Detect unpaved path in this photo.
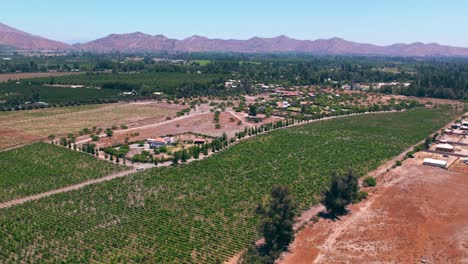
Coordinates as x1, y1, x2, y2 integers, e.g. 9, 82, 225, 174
0, 168, 138, 209
75, 110, 209, 145
228, 111, 254, 128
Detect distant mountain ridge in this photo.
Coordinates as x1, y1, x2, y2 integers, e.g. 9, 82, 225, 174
0, 23, 72, 51
1, 23, 468, 57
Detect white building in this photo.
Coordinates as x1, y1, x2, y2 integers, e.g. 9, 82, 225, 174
435, 143, 455, 152
423, 158, 447, 168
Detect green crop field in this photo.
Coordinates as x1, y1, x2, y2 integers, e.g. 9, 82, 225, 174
31, 72, 225, 91
0, 142, 127, 203
0, 108, 459, 263
0, 83, 122, 105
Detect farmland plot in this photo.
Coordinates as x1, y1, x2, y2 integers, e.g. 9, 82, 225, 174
0, 142, 127, 202
0, 102, 181, 138
0, 108, 460, 263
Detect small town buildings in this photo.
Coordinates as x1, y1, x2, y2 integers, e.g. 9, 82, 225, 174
276, 101, 290, 108
275, 90, 301, 97
423, 158, 447, 168
435, 143, 455, 152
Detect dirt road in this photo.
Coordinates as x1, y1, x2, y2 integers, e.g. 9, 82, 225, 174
0, 168, 139, 209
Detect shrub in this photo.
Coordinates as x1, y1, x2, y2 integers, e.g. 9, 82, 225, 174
395, 160, 402, 166
355, 191, 368, 202
362, 176, 376, 187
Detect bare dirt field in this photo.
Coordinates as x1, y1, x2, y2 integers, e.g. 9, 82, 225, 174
0, 102, 183, 149
87, 110, 283, 148
0, 72, 83, 82
0, 127, 41, 149
279, 163, 468, 264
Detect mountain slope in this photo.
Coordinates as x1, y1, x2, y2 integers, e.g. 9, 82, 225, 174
74, 32, 177, 52
0, 23, 72, 51
76, 33, 468, 57
1, 22, 467, 56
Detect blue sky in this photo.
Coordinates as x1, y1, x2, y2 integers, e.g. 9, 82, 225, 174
2, 0, 467, 46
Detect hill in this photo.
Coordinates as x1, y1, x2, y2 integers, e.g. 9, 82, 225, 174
0, 22, 72, 51
75, 33, 468, 57
1, 22, 468, 56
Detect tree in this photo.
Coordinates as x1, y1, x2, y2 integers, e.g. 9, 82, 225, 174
249, 105, 257, 116
424, 137, 431, 149
105, 128, 113, 138
321, 171, 358, 217
181, 149, 189, 162
241, 185, 297, 263
259, 185, 297, 255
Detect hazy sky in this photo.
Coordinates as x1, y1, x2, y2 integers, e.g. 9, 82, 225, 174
2, 0, 467, 46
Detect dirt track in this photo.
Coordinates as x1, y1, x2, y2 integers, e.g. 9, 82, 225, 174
0, 168, 138, 209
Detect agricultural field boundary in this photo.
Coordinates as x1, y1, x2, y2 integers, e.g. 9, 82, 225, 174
228, 110, 466, 264
1, 110, 405, 209
0, 168, 138, 209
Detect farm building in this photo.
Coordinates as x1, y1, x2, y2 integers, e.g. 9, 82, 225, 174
122, 90, 137, 96
276, 90, 301, 97
276, 101, 290, 109
147, 137, 175, 148
193, 138, 206, 144
247, 114, 266, 122
435, 143, 454, 152
423, 158, 447, 168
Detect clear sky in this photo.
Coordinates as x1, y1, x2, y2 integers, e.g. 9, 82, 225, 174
2, 0, 467, 47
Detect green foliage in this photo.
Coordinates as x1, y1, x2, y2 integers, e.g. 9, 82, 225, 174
0, 109, 459, 263
0, 142, 126, 202
356, 191, 368, 202
249, 185, 297, 262
362, 176, 377, 187
322, 171, 359, 216
105, 128, 113, 137
104, 145, 129, 158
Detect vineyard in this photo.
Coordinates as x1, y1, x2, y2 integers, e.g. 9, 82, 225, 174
0, 108, 459, 263
0, 142, 127, 202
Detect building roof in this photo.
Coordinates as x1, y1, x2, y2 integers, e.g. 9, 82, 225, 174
436, 143, 454, 150
148, 137, 166, 143
423, 158, 447, 166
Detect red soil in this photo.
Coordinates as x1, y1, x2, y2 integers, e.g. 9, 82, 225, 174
279, 163, 468, 264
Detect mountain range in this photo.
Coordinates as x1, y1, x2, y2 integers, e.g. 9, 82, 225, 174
1, 22, 468, 57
